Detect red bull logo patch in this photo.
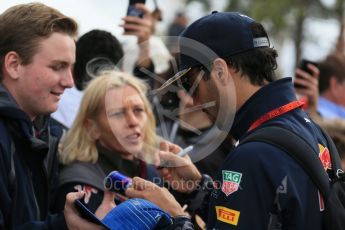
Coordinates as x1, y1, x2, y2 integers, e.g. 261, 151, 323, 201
318, 143, 332, 211
222, 170, 242, 196
318, 144, 332, 171
216, 206, 240, 226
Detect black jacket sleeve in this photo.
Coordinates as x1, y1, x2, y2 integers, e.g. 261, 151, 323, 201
0, 142, 68, 230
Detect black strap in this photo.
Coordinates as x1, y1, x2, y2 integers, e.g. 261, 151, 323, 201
240, 126, 331, 197
319, 127, 344, 179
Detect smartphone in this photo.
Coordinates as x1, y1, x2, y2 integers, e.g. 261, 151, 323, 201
299, 59, 318, 75
74, 199, 111, 229
127, 0, 146, 18
125, 0, 146, 33
294, 59, 318, 89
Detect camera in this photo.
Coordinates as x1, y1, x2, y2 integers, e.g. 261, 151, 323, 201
294, 59, 318, 89
299, 59, 318, 75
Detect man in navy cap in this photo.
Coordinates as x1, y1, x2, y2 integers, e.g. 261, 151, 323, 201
126, 12, 331, 229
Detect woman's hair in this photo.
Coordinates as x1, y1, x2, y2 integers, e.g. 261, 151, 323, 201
60, 71, 157, 165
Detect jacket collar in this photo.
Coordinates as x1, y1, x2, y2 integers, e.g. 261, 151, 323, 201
0, 83, 50, 141
231, 77, 297, 140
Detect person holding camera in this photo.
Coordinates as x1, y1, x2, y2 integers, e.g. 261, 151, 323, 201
293, 60, 320, 120
293, 53, 345, 122
121, 2, 172, 89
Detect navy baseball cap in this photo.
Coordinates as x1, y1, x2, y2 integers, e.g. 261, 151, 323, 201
158, 11, 270, 92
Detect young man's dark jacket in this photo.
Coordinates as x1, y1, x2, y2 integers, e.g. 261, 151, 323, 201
0, 84, 67, 229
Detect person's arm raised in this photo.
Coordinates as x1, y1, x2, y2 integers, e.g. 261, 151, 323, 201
294, 63, 320, 119
120, 3, 153, 69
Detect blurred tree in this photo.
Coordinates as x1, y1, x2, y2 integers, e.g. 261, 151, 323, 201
186, 0, 345, 67
335, 0, 345, 54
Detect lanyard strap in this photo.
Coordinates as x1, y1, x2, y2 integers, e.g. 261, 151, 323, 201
248, 100, 305, 132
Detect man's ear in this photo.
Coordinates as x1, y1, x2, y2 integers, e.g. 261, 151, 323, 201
4, 51, 22, 80
212, 58, 230, 85
85, 118, 101, 140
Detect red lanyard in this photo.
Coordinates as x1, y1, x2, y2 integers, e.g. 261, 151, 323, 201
248, 100, 305, 132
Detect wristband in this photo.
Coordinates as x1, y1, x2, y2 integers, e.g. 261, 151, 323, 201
169, 215, 194, 230
199, 174, 214, 191
187, 174, 214, 212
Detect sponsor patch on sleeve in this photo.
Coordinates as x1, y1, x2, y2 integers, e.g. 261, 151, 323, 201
216, 206, 240, 226
318, 143, 331, 211
318, 143, 331, 171
221, 170, 242, 196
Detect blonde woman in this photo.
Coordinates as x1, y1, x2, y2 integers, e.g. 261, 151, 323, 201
54, 71, 160, 212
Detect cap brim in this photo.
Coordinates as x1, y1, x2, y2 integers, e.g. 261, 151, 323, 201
157, 67, 192, 92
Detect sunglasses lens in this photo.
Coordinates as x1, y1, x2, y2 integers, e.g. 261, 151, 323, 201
180, 76, 192, 92
158, 65, 206, 96
158, 68, 191, 92
179, 66, 205, 95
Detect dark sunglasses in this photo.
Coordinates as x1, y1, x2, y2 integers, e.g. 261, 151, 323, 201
158, 66, 208, 96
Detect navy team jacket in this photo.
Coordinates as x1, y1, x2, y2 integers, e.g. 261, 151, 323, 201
207, 78, 327, 230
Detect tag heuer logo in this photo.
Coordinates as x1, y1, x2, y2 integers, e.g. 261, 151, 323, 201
222, 170, 242, 196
